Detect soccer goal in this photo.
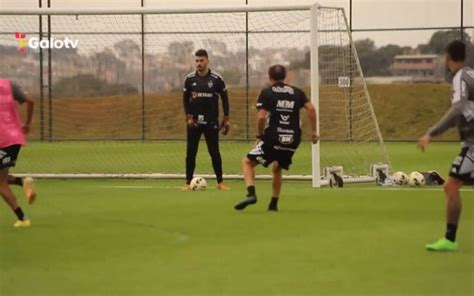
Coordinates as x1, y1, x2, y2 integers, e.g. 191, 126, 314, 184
0, 3, 390, 187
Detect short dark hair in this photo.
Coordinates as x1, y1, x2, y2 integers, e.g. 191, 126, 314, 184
268, 64, 286, 81
446, 40, 466, 62
195, 49, 208, 58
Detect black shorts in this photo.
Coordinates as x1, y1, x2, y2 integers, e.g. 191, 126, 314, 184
449, 146, 474, 185
0, 144, 21, 170
247, 140, 296, 170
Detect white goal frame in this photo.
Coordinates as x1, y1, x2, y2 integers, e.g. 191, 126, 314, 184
1, 3, 389, 187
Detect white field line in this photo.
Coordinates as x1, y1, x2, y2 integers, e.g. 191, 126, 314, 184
96, 185, 474, 192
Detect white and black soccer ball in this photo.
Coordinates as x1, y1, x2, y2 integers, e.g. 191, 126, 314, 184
408, 171, 425, 187
391, 171, 408, 185
190, 177, 207, 191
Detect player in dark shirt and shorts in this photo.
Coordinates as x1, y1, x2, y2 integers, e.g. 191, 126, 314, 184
182, 49, 231, 190
234, 65, 319, 211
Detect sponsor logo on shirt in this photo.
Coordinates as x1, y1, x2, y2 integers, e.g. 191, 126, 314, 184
192, 92, 213, 99
279, 134, 294, 145
272, 85, 294, 95
279, 114, 290, 125
277, 127, 294, 134
276, 100, 295, 112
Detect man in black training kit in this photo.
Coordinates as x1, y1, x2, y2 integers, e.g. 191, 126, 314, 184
234, 65, 318, 211
182, 49, 230, 190
418, 41, 474, 251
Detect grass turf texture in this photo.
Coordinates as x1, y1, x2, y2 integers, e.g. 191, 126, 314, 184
1, 180, 473, 295
1, 142, 473, 295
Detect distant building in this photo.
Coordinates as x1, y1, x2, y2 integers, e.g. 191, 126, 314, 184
391, 54, 445, 82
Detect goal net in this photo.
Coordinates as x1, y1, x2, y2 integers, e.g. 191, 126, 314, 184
0, 4, 390, 186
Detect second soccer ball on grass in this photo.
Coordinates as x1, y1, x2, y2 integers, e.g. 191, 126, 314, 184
408, 172, 425, 187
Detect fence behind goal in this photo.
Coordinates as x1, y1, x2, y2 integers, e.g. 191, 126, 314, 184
0, 4, 390, 183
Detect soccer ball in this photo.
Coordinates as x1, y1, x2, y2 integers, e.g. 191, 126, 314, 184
190, 177, 207, 191
391, 171, 408, 185
408, 171, 425, 186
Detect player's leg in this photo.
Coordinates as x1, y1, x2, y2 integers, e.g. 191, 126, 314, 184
204, 124, 228, 190
268, 151, 293, 211
444, 177, 463, 240
426, 146, 473, 251
184, 126, 203, 190
7, 174, 23, 186
234, 157, 259, 210
0, 168, 30, 227
7, 175, 36, 204
268, 163, 282, 211
234, 141, 272, 210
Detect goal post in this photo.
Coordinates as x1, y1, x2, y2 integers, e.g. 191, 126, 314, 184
0, 3, 390, 186
310, 3, 321, 188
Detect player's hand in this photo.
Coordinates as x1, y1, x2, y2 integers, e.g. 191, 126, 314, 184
417, 134, 431, 152
22, 123, 31, 135
220, 116, 230, 135
311, 133, 319, 144
186, 115, 197, 128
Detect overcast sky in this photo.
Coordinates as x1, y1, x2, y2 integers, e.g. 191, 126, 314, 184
1, 0, 472, 47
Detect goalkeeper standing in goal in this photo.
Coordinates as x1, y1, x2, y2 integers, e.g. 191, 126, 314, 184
234, 65, 318, 211
182, 49, 230, 190
418, 40, 474, 251
0, 78, 36, 227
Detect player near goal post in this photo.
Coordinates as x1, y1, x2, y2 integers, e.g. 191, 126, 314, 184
182, 49, 231, 190
0, 78, 37, 227
234, 65, 319, 211
418, 41, 474, 252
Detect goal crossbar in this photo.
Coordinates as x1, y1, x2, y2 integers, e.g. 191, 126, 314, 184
0, 4, 339, 16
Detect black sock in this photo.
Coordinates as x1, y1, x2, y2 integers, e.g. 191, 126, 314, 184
445, 223, 458, 242
270, 197, 278, 206
247, 185, 256, 197
268, 197, 279, 211
14, 207, 25, 221
12, 177, 23, 186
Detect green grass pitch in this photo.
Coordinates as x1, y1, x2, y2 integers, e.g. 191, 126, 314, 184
1, 142, 473, 295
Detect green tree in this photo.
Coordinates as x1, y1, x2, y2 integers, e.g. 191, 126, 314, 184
419, 30, 471, 54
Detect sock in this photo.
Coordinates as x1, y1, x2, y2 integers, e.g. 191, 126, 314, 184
270, 196, 278, 206
445, 223, 458, 242
12, 177, 23, 186
247, 185, 256, 197
14, 207, 25, 221
268, 197, 279, 210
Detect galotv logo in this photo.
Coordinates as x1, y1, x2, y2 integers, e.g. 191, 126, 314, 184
14, 32, 79, 53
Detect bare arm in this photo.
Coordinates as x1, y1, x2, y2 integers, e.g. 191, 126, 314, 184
22, 96, 34, 134
256, 109, 267, 137
304, 101, 319, 143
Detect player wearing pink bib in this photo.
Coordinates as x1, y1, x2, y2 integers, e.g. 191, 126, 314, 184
0, 78, 36, 228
